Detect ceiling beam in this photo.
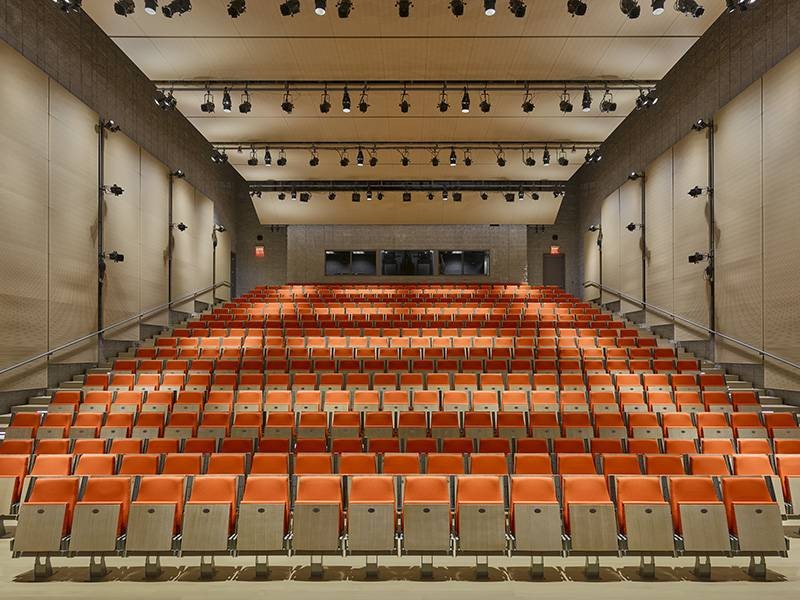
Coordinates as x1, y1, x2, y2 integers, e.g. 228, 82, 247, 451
249, 180, 569, 192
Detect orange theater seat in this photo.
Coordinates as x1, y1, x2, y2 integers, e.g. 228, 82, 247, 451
26, 476, 80, 534
188, 475, 239, 532
135, 476, 185, 532
79, 476, 132, 534
668, 476, 720, 534
615, 476, 667, 533
241, 475, 290, 533
720, 476, 776, 534
561, 475, 612, 533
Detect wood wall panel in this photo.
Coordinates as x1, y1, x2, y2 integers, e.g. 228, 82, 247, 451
214, 230, 232, 301
582, 229, 600, 301
47, 81, 98, 364
194, 192, 215, 305
102, 131, 141, 341
618, 179, 643, 313
0, 42, 49, 390
672, 131, 711, 341
644, 148, 674, 326
600, 190, 620, 305
714, 80, 764, 364
762, 49, 800, 390
170, 178, 197, 313
139, 151, 170, 326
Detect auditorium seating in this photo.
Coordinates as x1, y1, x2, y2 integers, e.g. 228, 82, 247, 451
2, 284, 791, 580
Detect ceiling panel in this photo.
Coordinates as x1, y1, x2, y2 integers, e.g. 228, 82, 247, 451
81, 0, 724, 225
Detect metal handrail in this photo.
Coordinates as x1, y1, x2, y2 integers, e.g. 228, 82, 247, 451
0, 281, 231, 377
583, 280, 800, 372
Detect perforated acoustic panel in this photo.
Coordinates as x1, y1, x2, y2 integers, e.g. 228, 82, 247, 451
102, 131, 141, 342
48, 81, 99, 365
763, 46, 800, 391
714, 79, 764, 365
644, 148, 674, 327
0, 42, 49, 390
600, 190, 620, 305
618, 179, 643, 314
139, 150, 170, 327
672, 131, 710, 342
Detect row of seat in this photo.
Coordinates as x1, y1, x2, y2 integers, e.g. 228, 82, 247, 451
6, 434, 800, 457
11, 408, 795, 441
10, 473, 787, 580
37, 389, 763, 415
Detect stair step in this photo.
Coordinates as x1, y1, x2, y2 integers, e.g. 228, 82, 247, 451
87, 367, 110, 375
60, 381, 84, 390
759, 395, 784, 405
28, 395, 52, 406
71, 375, 85, 383
724, 374, 741, 382
0, 414, 11, 426
727, 381, 755, 389
760, 404, 799, 413
11, 404, 47, 414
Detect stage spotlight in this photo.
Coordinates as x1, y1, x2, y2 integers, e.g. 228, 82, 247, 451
479, 88, 491, 113
626, 222, 641, 231
453, 192, 462, 202
214, 224, 226, 233
450, 0, 465, 16
427, 192, 434, 201
581, 86, 592, 112
525, 150, 536, 167
103, 184, 125, 196
162, 0, 191, 17
278, 193, 286, 200
504, 193, 515, 202
102, 119, 120, 132
675, 0, 704, 17
264, 148, 272, 166
172, 169, 185, 178
431, 154, 440, 167
200, 90, 215, 113
509, 0, 526, 17
399, 87, 411, 113
107, 251, 125, 263
531, 192, 540, 200
438, 85, 449, 112
688, 185, 706, 197
588, 224, 600, 232
400, 150, 410, 167
402, 192, 412, 202
358, 86, 369, 113
222, 88, 232, 112
173, 222, 188, 232
599, 89, 617, 112
559, 89, 573, 113
279, 0, 300, 16
300, 193, 310, 203
114, 0, 135, 16
651, 0, 665, 13
276, 149, 287, 166
463, 149, 473, 166
309, 148, 319, 167
450, 148, 457, 167
315, 0, 327, 14
248, 149, 258, 166
442, 189, 448, 200
620, 0, 640, 18
484, 0, 496, 15
628, 171, 643, 180
461, 87, 471, 113
397, 0, 411, 17
567, 0, 587, 16
239, 90, 252, 113
340, 151, 350, 167
291, 190, 297, 200
342, 86, 351, 113
521, 88, 535, 112
356, 148, 364, 167
542, 147, 550, 166
692, 118, 711, 131
496, 149, 506, 167
328, 192, 336, 200
480, 192, 488, 200
369, 151, 378, 167
227, 0, 246, 17
688, 251, 707, 264
557, 149, 569, 166
338, 0, 353, 18
144, 0, 159, 14
281, 87, 294, 113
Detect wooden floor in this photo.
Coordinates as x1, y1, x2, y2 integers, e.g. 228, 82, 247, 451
1, 533, 800, 600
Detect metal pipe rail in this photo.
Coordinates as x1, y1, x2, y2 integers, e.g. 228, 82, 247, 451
153, 79, 659, 93
0, 282, 230, 378
583, 281, 800, 372
211, 141, 602, 151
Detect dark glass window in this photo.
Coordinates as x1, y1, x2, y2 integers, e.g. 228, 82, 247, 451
325, 251, 376, 275
381, 250, 435, 276
438, 250, 489, 275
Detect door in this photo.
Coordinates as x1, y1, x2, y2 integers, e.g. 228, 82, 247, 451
542, 253, 566, 289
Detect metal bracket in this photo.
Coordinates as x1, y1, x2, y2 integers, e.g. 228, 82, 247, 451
693, 555, 712, 579
255, 555, 270, 578
529, 556, 545, 579
200, 555, 215, 580
639, 555, 656, 579
89, 555, 108, 580
584, 555, 600, 580
420, 556, 434, 579
144, 555, 162, 579
748, 555, 767, 580
33, 555, 53, 581
475, 555, 489, 579
310, 555, 324, 578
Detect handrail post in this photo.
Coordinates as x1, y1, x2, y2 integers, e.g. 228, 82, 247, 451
96, 119, 106, 360
640, 173, 646, 305
707, 120, 716, 360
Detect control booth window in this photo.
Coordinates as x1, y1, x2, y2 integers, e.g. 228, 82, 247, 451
381, 250, 435, 276
324, 250, 377, 275
439, 250, 489, 275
